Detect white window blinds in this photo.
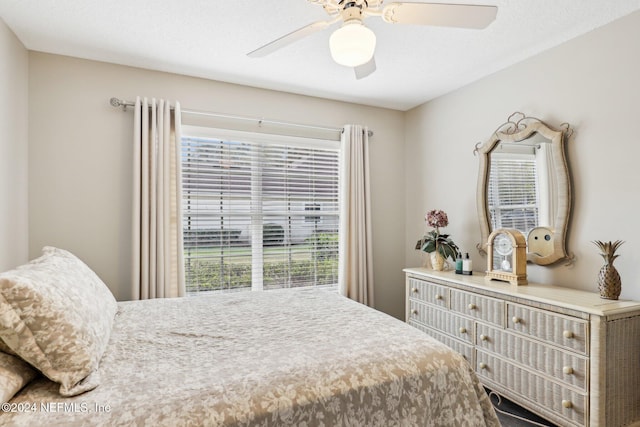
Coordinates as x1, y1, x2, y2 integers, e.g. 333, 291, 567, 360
181, 129, 339, 294
487, 152, 539, 234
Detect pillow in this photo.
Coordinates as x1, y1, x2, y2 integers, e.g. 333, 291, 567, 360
0, 247, 117, 396
0, 351, 37, 403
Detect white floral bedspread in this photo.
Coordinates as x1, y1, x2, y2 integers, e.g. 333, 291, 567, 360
2, 289, 499, 426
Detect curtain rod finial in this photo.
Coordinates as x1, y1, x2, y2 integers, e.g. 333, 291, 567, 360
110, 97, 128, 111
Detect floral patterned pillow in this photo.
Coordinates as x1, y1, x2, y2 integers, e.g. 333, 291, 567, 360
0, 247, 117, 396
0, 351, 37, 403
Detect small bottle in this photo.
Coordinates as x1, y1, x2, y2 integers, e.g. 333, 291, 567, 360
462, 253, 473, 275
455, 252, 463, 274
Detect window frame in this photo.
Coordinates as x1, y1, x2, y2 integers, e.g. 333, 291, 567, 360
181, 125, 340, 295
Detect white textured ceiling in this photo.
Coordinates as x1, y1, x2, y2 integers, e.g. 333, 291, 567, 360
1, 0, 639, 111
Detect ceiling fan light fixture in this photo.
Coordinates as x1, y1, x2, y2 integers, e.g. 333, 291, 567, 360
329, 21, 376, 67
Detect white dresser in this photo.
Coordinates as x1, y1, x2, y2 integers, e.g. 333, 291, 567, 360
404, 268, 640, 427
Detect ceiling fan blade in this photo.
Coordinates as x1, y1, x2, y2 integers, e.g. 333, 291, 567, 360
354, 57, 376, 80
247, 20, 335, 58
382, 2, 497, 29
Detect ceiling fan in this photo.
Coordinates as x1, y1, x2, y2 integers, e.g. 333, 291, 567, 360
248, 0, 497, 79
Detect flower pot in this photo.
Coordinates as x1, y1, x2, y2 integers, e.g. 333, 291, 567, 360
430, 252, 445, 271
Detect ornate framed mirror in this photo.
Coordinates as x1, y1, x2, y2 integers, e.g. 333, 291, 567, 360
475, 112, 573, 265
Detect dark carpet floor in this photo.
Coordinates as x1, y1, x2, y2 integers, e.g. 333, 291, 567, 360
486, 389, 558, 427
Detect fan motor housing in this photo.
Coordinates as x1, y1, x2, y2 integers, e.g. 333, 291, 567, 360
340, 3, 365, 21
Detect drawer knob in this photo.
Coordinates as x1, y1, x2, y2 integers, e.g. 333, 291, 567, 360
411, 309, 418, 315
459, 327, 467, 334
479, 362, 487, 370
562, 400, 573, 409
512, 316, 521, 324
468, 303, 477, 310
563, 330, 574, 339
480, 334, 489, 341
563, 366, 574, 375
435, 294, 443, 300
411, 287, 419, 294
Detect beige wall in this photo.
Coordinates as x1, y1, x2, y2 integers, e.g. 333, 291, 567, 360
28, 53, 406, 317
405, 11, 640, 300
0, 19, 28, 271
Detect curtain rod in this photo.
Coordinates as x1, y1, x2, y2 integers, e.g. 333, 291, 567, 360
109, 98, 374, 138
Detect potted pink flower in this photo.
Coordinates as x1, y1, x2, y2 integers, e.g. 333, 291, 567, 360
415, 210, 460, 270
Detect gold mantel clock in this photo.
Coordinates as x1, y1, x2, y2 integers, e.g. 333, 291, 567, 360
486, 228, 528, 286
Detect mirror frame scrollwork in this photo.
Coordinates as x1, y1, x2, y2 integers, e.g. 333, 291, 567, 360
475, 112, 574, 266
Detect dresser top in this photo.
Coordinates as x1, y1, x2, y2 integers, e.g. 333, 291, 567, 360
404, 267, 640, 317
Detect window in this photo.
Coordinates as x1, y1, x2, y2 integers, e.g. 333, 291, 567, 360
487, 152, 539, 234
181, 128, 340, 294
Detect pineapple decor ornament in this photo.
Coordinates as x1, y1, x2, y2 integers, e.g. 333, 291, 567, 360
592, 240, 624, 300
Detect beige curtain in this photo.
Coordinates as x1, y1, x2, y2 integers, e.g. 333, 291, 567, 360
338, 125, 374, 306
132, 97, 185, 299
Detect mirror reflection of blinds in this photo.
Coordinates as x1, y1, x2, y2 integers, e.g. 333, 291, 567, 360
181, 134, 339, 294
488, 153, 539, 234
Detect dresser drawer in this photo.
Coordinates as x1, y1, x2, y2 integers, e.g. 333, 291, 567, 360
476, 350, 586, 427
409, 321, 474, 363
507, 303, 588, 355
450, 289, 504, 326
476, 324, 587, 391
408, 300, 474, 344
407, 278, 449, 308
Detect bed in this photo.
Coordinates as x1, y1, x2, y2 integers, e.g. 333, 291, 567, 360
0, 247, 499, 426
